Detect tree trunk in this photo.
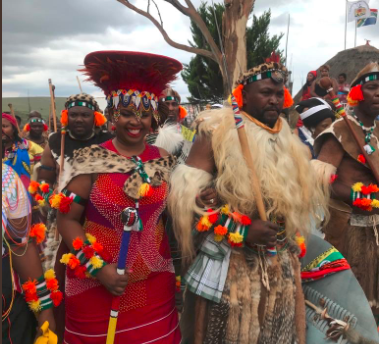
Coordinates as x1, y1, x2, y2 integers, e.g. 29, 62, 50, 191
222, 0, 255, 97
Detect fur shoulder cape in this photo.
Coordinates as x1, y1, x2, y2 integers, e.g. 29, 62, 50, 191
313, 115, 379, 171
60, 144, 176, 199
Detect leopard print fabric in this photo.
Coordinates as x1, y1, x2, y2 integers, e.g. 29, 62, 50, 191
60, 144, 176, 199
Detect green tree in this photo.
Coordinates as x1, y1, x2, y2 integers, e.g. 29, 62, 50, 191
182, 5, 284, 103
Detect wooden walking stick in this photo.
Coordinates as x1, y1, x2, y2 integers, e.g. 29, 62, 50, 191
48, 79, 57, 132
106, 207, 139, 344
7, 103, 20, 132
320, 77, 379, 184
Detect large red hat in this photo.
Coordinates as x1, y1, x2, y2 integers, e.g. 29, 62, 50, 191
80, 51, 182, 114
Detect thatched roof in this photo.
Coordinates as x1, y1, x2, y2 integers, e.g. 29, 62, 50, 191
293, 44, 379, 104
288, 44, 379, 128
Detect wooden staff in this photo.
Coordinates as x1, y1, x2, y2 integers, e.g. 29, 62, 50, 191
7, 103, 20, 132
48, 79, 57, 132
231, 97, 278, 263
76, 76, 83, 93
106, 207, 138, 344
320, 77, 379, 184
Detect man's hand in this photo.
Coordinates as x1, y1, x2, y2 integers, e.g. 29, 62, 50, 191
196, 188, 218, 208
246, 220, 278, 246
96, 264, 129, 296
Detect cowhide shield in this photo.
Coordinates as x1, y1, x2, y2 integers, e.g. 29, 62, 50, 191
301, 234, 379, 344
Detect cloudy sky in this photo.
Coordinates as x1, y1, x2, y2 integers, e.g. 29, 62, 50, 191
2, 0, 379, 104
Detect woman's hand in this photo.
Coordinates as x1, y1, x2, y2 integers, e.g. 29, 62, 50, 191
246, 220, 278, 247
96, 264, 129, 296
35, 308, 56, 339
196, 188, 218, 208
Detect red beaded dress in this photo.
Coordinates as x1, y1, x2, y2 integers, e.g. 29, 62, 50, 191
64, 140, 181, 344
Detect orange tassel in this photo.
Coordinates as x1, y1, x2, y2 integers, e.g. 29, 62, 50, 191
232, 84, 244, 108
72, 237, 84, 251
283, 86, 294, 109
347, 85, 364, 106
60, 110, 68, 127
28, 181, 40, 195
29, 223, 46, 244
94, 111, 107, 127
23, 123, 31, 132
178, 106, 188, 119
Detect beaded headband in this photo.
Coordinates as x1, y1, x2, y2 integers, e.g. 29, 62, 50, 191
106, 89, 158, 114
29, 118, 45, 124
353, 72, 379, 86
161, 96, 180, 103
67, 101, 96, 111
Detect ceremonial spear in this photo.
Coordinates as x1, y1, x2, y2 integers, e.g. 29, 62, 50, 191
106, 207, 139, 344
320, 77, 379, 184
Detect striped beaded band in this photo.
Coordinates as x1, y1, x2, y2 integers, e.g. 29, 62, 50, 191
356, 72, 379, 85
162, 96, 180, 103
106, 89, 158, 114
67, 101, 96, 110
244, 70, 285, 85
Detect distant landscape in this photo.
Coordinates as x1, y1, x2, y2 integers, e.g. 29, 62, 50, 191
2, 97, 67, 125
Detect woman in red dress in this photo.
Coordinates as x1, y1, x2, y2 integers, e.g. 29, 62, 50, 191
56, 51, 182, 343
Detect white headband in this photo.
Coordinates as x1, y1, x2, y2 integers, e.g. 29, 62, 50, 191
297, 98, 332, 120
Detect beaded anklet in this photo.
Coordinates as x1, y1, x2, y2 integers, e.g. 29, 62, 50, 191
351, 182, 379, 211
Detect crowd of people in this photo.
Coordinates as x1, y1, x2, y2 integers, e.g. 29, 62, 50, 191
2, 49, 379, 344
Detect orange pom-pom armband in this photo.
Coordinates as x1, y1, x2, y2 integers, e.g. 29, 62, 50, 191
232, 84, 244, 108
60, 110, 69, 127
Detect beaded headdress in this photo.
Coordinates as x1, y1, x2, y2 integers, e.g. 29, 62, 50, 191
23, 117, 48, 132
232, 52, 293, 109
80, 51, 182, 122
347, 62, 379, 106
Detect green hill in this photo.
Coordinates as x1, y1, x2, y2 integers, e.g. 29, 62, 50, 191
2, 97, 66, 125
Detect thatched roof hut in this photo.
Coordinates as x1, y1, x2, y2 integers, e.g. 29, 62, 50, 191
289, 44, 379, 127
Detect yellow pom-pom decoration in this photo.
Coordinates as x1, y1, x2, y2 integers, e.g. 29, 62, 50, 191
228, 232, 244, 244
85, 233, 96, 245
90, 256, 103, 269
44, 269, 56, 281
372, 199, 379, 208
139, 183, 153, 197
30, 300, 42, 312
220, 205, 230, 215
60, 253, 73, 265
196, 216, 212, 232
352, 182, 364, 192
37, 199, 46, 207
214, 234, 224, 242
49, 193, 63, 209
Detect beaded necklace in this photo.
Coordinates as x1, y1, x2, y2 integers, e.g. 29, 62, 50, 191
352, 113, 376, 155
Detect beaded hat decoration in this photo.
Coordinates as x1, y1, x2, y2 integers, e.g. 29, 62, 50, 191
160, 87, 188, 119
231, 52, 293, 109
80, 51, 182, 122
23, 117, 48, 132
60, 93, 106, 129
347, 62, 379, 106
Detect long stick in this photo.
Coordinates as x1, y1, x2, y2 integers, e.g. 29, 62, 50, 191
344, 0, 348, 50
48, 79, 57, 132
76, 76, 83, 93
106, 208, 137, 344
7, 104, 20, 133
320, 77, 379, 184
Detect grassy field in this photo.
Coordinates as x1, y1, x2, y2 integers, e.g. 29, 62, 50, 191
2, 97, 66, 125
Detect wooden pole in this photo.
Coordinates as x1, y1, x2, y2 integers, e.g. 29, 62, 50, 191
7, 103, 20, 132
76, 76, 83, 93
320, 77, 379, 184
231, 98, 278, 263
48, 79, 57, 132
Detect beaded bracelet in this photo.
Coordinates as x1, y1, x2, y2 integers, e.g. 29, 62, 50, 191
351, 182, 379, 211
22, 269, 63, 312
196, 205, 251, 247
60, 234, 109, 278
50, 188, 88, 214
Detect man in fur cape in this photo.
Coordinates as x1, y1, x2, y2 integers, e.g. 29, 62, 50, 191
313, 62, 379, 324
168, 55, 327, 343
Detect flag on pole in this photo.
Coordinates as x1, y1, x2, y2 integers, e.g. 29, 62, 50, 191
357, 9, 378, 27
348, 1, 371, 22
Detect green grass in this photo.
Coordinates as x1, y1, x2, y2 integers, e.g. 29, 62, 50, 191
2, 97, 66, 124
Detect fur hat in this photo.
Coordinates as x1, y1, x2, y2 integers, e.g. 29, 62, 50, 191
350, 62, 379, 87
